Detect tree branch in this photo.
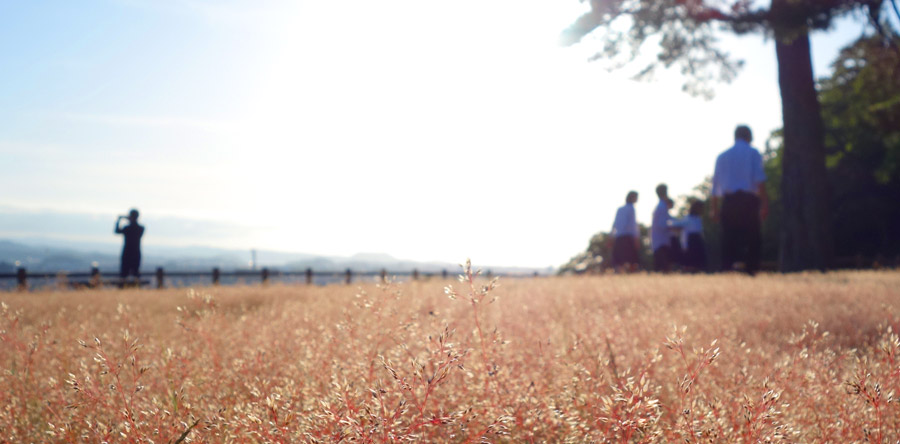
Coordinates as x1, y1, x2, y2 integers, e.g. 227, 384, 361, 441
560, 10, 607, 46
891, 0, 900, 26
864, 0, 900, 56
560, 0, 770, 46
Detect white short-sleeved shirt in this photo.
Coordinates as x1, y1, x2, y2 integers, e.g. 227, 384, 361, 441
651, 199, 671, 251
711, 140, 766, 197
611, 203, 638, 238
671, 215, 703, 249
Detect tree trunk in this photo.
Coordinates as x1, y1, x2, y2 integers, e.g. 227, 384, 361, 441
774, 28, 832, 271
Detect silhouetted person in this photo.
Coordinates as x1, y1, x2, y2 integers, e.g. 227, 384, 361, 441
115, 209, 144, 280
672, 200, 708, 272
711, 125, 768, 275
666, 198, 683, 269
610, 191, 641, 272
651, 184, 674, 272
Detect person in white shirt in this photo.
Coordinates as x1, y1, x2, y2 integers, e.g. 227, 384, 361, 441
651, 184, 674, 272
666, 198, 684, 268
711, 125, 769, 275
609, 191, 641, 272
671, 200, 708, 272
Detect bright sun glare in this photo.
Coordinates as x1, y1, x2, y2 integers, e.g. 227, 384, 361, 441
0, 0, 796, 267
215, 0, 630, 264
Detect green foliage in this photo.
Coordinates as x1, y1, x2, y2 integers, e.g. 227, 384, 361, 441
820, 35, 900, 257
761, 133, 783, 263
559, 224, 653, 273
759, 35, 900, 260
562, 3, 900, 268
820, 36, 900, 184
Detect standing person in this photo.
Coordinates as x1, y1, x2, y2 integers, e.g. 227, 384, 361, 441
672, 200, 708, 272
651, 184, 673, 272
711, 125, 769, 275
666, 198, 683, 269
115, 209, 145, 280
609, 191, 641, 272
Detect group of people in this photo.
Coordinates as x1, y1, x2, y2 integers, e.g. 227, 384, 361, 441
608, 125, 769, 275
113, 125, 767, 280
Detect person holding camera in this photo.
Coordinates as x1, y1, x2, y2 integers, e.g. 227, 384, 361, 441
115, 209, 145, 280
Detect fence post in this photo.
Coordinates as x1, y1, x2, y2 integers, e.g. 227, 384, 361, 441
156, 267, 165, 289
306, 268, 313, 285
212, 267, 220, 285
381, 268, 387, 283
16, 267, 26, 291
412, 269, 419, 281
345, 268, 352, 285
90, 267, 101, 288
261, 268, 269, 284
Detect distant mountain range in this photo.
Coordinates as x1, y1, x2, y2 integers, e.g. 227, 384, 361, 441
0, 239, 548, 276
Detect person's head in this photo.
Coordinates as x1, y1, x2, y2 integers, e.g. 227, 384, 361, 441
626, 191, 638, 204
689, 200, 704, 216
656, 183, 668, 199
735, 125, 753, 143
128, 209, 139, 222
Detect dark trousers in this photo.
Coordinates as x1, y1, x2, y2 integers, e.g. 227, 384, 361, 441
654, 245, 672, 272
721, 191, 761, 274
683, 233, 707, 271
121, 253, 141, 278
611, 235, 639, 268
669, 236, 683, 267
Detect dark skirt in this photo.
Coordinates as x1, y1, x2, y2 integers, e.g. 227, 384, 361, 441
653, 245, 672, 272
669, 236, 683, 266
683, 233, 707, 271
611, 235, 639, 267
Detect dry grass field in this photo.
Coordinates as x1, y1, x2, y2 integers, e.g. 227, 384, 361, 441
2, 266, 900, 443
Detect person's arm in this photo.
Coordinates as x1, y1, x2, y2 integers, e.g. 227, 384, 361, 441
608, 209, 620, 250
610, 209, 619, 237
758, 183, 769, 221
630, 208, 640, 251
115, 216, 126, 234
669, 217, 688, 229
652, 204, 663, 230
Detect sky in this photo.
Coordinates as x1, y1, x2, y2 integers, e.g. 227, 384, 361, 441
0, 0, 885, 268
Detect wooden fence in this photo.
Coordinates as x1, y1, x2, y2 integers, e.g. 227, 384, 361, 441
3, 255, 895, 291
0, 266, 525, 291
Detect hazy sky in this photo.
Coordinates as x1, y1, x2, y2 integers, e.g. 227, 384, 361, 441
0, 0, 881, 268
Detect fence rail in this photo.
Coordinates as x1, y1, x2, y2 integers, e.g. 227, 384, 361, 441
0, 266, 526, 291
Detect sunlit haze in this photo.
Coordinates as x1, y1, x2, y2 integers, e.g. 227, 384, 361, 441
0, 0, 865, 268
